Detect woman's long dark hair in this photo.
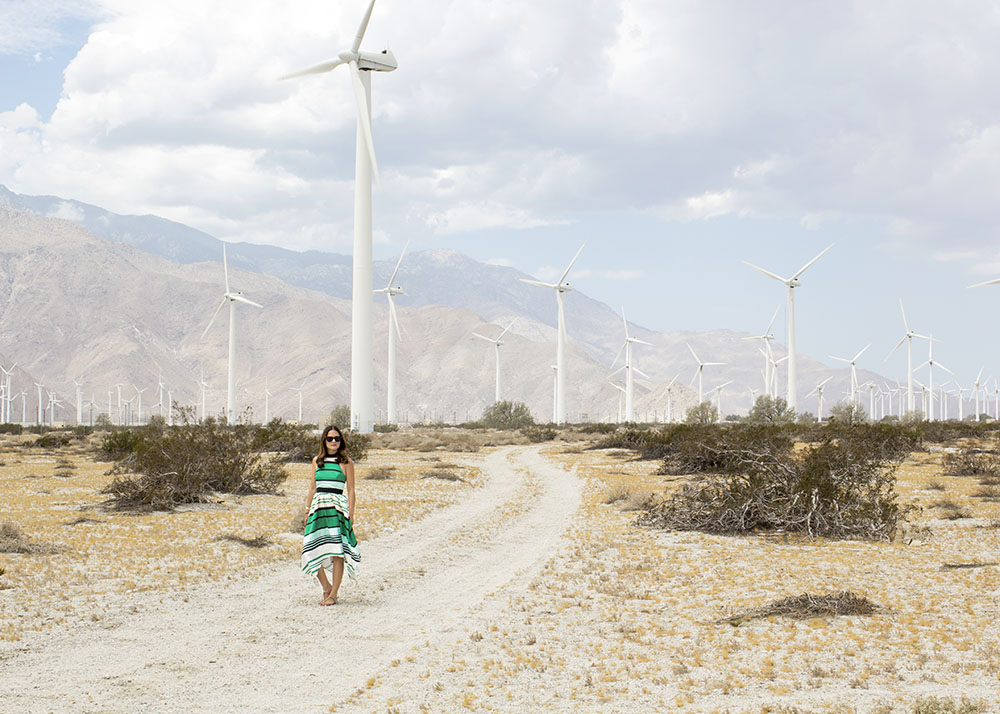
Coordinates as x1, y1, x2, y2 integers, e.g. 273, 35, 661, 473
317, 425, 349, 464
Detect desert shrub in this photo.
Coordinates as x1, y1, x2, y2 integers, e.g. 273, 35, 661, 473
719, 591, 879, 625
33, 432, 70, 449
0, 423, 23, 434
365, 466, 396, 480
480, 401, 534, 429
639, 424, 917, 540
657, 424, 796, 475
0, 520, 61, 554
521, 426, 556, 443
829, 400, 868, 425
744, 396, 796, 425
941, 442, 1000, 477
103, 409, 289, 511
911, 696, 988, 714
214, 534, 271, 548
374, 423, 399, 433
98, 429, 149, 461
685, 401, 718, 425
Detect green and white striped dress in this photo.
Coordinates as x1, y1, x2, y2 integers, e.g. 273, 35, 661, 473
301, 457, 360, 581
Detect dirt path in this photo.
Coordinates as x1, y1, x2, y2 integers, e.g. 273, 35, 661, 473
0, 445, 581, 713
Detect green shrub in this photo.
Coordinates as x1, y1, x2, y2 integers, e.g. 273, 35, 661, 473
0, 423, 23, 435
98, 429, 148, 461
374, 423, 399, 433
103, 408, 289, 511
685, 401, 718, 425
639, 424, 917, 540
744, 396, 796, 425
521, 426, 556, 443
32, 433, 70, 449
480, 401, 535, 429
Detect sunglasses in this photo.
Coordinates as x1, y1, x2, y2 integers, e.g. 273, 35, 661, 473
325, 435, 341, 443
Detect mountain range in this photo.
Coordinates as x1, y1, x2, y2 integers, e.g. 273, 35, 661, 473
0, 185, 885, 425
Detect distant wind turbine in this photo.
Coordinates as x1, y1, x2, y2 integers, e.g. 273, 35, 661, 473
829, 344, 870, 405
521, 244, 586, 425
472, 320, 516, 405
374, 242, 408, 424
291, 380, 307, 423
687, 343, 725, 404
711, 381, 734, 422
202, 245, 263, 423
885, 299, 930, 414
610, 307, 652, 422
916, 336, 951, 421
743, 243, 834, 411
807, 376, 833, 422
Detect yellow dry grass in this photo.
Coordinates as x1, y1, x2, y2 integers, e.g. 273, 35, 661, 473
338, 443, 1000, 714
0, 443, 480, 642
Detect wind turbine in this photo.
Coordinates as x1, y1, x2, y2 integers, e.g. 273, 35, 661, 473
916, 337, 951, 421
473, 320, 516, 405
264, 379, 272, 423
156, 373, 166, 419
282, 0, 397, 434
662, 375, 679, 423
291, 380, 307, 423
829, 343, 870, 405
34, 383, 43, 426
521, 244, 586, 425
374, 242, 408, 424
973, 367, 985, 422
610, 307, 652, 422
72, 379, 84, 425
743, 243, 834, 411
0, 363, 15, 423
199, 371, 210, 421
806, 376, 834, 422
885, 299, 930, 415
687, 343, 725, 404
743, 306, 780, 397
711, 381, 734, 421
133, 385, 148, 425
609, 381, 626, 423
202, 245, 263, 423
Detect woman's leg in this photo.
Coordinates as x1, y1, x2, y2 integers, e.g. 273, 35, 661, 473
328, 557, 345, 601
317, 565, 333, 604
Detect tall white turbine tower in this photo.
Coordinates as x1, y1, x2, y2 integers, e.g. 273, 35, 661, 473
712, 381, 734, 421
743, 243, 834, 411
521, 244, 586, 425
687, 343, 726, 404
291, 380, 307, 423
374, 243, 408, 424
73, 379, 83, 425
282, 0, 397, 434
742, 306, 780, 396
202, 245, 263, 424
884, 299, 930, 414
473, 320, 516, 404
829, 344, 870, 405
264, 379, 272, 423
610, 307, 652, 422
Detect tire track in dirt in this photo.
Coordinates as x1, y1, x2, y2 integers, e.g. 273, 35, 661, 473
0, 445, 581, 713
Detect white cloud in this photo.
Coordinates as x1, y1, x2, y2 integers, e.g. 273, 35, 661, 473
46, 201, 85, 222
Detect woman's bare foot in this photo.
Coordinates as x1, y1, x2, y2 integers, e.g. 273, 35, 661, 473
319, 593, 337, 606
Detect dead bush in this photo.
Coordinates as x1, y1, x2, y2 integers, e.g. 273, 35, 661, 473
941, 443, 1000, 477
0, 520, 61, 554
421, 470, 467, 483
103, 408, 288, 511
365, 466, 396, 480
719, 591, 880, 625
911, 696, 989, 714
214, 534, 271, 548
639, 425, 916, 540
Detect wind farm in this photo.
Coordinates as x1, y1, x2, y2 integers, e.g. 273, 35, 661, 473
5, 2, 1000, 711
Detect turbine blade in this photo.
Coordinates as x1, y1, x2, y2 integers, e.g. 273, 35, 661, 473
351, 0, 378, 54
497, 319, 516, 340
634, 367, 650, 379
279, 57, 347, 80
968, 278, 1000, 289
686, 343, 701, 364
558, 243, 586, 286
884, 335, 907, 361
766, 304, 780, 333
791, 242, 835, 279
231, 294, 263, 308
899, 298, 909, 333
520, 278, 557, 289
853, 343, 871, 361
349, 60, 380, 185
620, 306, 629, 339
471, 333, 496, 343
610, 341, 626, 371
829, 356, 850, 364
387, 240, 409, 287
704, 361, 727, 366
633, 338, 653, 346
201, 297, 227, 338
742, 261, 787, 284
937, 362, 954, 375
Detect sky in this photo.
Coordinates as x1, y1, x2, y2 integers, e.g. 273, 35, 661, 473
2, 0, 1000, 392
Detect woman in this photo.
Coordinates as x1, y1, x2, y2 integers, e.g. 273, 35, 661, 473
301, 425, 359, 605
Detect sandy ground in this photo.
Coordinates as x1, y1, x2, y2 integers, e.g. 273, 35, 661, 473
0, 445, 579, 713
3, 440, 1000, 713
